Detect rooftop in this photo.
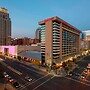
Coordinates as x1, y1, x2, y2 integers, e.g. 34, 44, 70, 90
39, 16, 81, 33
0, 7, 8, 14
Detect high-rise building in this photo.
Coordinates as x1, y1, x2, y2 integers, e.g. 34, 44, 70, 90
81, 30, 90, 40
0, 8, 11, 45
80, 30, 90, 50
39, 16, 81, 65
35, 27, 41, 42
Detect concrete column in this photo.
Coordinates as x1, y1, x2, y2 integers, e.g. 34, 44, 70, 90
45, 20, 53, 66
60, 23, 62, 59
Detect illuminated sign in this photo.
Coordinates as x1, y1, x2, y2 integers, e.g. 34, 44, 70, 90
44, 17, 54, 23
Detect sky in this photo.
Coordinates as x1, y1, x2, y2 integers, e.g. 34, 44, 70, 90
0, 0, 90, 38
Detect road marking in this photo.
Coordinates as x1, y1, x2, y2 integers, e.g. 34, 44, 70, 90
0, 61, 22, 75
20, 64, 44, 75
83, 79, 90, 83
32, 76, 55, 90
64, 77, 90, 87
7, 66, 22, 75
18, 74, 50, 90
16, 60, 46, 72
0, 61, 27, 83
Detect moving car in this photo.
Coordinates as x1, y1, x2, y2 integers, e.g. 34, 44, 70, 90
25, 76, 32, 82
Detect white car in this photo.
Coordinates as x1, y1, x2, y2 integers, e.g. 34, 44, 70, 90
3, 72, 9, 78
25, 77, 32, 82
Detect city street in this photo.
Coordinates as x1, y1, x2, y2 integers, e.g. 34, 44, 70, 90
0, 1, 90, 90
0, 55, 90, 90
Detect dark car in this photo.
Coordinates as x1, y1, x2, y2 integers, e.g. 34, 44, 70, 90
8, 76, 14, 83
80, 73, 86, 79
13, 82, 20, 88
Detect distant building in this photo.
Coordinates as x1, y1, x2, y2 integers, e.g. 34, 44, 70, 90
39, 16, 81, 65
11, 38, 40, 45
80, 30, 90, 50
11, 37, 30, 45
86, 35, 90, 41
29, 38, 40, 44
0, 45, 41, 56
81, 30, 90, 40
0, 8, 11, 45
35, 27, 41, 42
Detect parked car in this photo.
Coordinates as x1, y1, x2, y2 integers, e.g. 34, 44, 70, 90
87, 64, 90, 71
8, 76, 14, 83
83, 69, 88, 75
80, 73, 86, 79
3, 72, 9, 78
67, 72, 73, 76
25, 76, 32, 82
13, 81, 20, 88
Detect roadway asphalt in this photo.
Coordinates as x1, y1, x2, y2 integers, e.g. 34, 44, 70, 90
0, 55, 90, 90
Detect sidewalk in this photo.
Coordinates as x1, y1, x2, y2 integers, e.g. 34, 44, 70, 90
0, 83, 16, 90
21, 61, 47, 72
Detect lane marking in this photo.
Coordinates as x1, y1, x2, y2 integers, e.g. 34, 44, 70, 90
18, 74, 50, 90
20, 64, 44, 75
0, 61, 22, 75
0, 61, 27, 84
83, 79, 90, 83
15, 60, 46, 72
32, 76, 55, 90
71, 75, 90, 84
64, 77, 90, 87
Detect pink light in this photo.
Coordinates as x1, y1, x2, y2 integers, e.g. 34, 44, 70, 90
2, 46, 16, 55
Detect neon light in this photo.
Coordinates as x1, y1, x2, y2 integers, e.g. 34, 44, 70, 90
2, 46, 16, 55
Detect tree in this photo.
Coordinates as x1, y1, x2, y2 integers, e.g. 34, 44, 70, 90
62, 62, 67, 67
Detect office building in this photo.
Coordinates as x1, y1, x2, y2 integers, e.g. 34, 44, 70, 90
81, 30, 90, 40
35, 27, 41, 42
39, 16, 81, 65
80, 30, 90, 50
0, 8, 11, 45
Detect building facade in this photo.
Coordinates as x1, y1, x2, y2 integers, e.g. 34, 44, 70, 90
39, 16, 81, 65
81, 30, 90, 40
80, 30, 90, 50
0, 8, 11, 45
11, 38, 40, 45
35, 27, 41, 42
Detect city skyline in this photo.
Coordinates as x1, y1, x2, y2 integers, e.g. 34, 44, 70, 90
0, 0, 90, 38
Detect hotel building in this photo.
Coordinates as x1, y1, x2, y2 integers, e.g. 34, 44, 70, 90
0, 8, 11, 45
39, 16, 81, 65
